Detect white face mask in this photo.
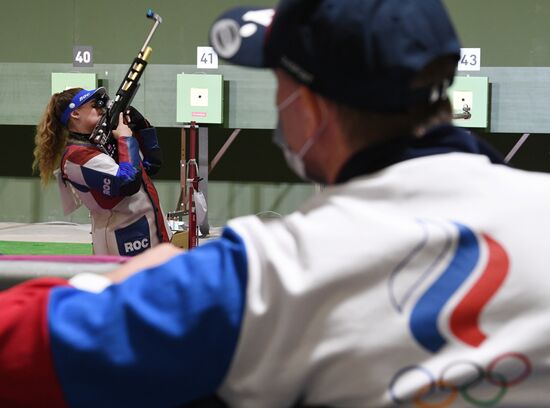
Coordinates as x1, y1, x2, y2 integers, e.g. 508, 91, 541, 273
273, 88, 326, 181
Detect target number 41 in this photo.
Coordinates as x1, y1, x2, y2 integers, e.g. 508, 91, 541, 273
197, 47, 218, 69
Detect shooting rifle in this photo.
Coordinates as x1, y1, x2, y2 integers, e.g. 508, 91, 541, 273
90, 9, 162, 158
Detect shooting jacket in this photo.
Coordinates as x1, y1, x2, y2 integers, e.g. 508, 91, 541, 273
59, 127, 171, 256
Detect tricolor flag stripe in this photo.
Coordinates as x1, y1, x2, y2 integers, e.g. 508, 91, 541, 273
409, 224, 480, 353
450, 233, 509, 347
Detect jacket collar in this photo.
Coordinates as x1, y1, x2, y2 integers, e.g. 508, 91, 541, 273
336, 125, 506, 183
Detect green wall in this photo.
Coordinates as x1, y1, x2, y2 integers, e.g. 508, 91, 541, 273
444, 0, 550, 67
0, 176, 315, 226
0, 0, 276, 64
2, 0, 549, 66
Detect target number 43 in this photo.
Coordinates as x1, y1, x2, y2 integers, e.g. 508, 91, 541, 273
458, 48, 480, 71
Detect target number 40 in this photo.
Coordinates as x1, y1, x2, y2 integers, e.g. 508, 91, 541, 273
75, 51, 91, 64
73, 46, 94, 67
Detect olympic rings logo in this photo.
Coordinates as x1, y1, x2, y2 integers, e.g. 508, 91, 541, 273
388, 352, 532, 407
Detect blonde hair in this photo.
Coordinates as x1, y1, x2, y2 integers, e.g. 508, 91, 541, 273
33, 88, 82, 185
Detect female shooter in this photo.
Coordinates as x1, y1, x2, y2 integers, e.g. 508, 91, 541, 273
33, 87, 171, 256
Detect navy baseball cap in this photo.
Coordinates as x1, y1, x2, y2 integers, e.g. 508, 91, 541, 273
60, 87, 107, 126
209, 0, 461, 112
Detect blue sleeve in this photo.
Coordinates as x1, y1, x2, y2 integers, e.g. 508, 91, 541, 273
80, 137, 142, 197
48, 227, 248, 408
135, 127, 162, 175
80, 163, 141, 196
64, 139, 142, 197
136, 127, 160, 154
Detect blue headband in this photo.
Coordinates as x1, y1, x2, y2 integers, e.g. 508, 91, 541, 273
60, 88, 105, 126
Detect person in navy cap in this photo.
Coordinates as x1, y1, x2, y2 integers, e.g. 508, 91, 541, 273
33, 87, 171, 256
3, 0, 550, 407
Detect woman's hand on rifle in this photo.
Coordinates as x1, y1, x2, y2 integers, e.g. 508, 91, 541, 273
112, 112, 133, 139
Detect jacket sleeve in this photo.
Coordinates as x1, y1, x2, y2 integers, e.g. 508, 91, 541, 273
0, 277, 70, 407
134, 127, 162, 176
56, 227, 247, 407
0, 227, 248, 408
63, 137, 143, 199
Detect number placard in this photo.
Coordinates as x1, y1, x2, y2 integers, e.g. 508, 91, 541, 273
458, 48, 481, 72
197, 46, 219, 69
73, 46, 94, 67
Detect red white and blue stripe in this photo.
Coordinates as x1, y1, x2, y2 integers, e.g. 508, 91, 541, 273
390, 222, 509, 353
0, 227, 248, 407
